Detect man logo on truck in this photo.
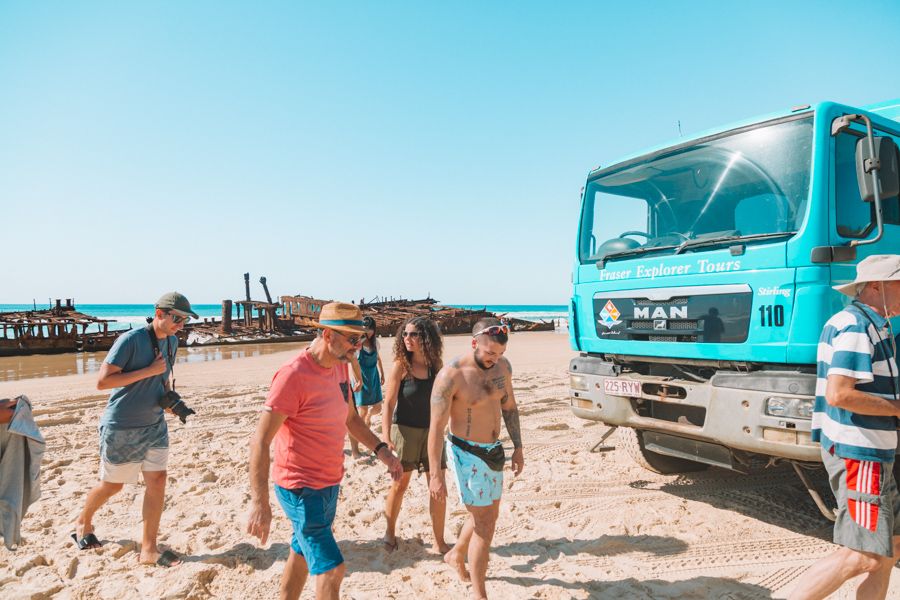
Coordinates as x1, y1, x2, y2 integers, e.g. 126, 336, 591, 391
634, 306, 688, 319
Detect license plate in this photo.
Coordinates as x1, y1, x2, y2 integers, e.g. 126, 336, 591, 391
603, 378, 641, 397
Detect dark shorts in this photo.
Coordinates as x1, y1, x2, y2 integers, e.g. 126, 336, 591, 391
822, 447, 900, 557
391, 424, 446, 473
274, 484, 343, 575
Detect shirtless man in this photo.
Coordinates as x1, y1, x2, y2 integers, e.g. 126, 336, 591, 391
427, 318, 525, 600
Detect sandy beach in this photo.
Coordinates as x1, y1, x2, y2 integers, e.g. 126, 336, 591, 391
0, 331, 894, 599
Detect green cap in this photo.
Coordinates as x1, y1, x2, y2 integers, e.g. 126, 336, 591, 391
155, 291, 199, 318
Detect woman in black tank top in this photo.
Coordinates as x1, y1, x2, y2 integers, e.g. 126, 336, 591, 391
381, 317, 450, 553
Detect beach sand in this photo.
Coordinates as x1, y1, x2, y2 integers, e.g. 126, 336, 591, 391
0, 331, 892, 599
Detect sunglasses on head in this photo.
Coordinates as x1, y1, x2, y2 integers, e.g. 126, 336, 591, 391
167, 312, 191, 324
402, 330, 421, 338
473, 325, 509, 338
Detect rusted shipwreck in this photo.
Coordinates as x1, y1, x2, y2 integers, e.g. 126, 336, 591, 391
281, 295, 554, 336
0, 299, 122, 356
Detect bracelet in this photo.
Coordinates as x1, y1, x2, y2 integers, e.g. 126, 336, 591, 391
373, 442, 388, 457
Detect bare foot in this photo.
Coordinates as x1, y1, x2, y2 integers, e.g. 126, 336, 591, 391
351, 450, 362, 459
74, 520, 92, 540
435, 540, 452, 554
382, 534, 398, 552
140, 548, 182, 567
444, 548, 470, 582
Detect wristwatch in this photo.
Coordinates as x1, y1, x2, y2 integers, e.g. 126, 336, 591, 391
373, 441, 388, 457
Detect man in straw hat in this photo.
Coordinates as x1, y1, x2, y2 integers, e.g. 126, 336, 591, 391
73, 292, 198, 567
791, 255, 900, 600
247, 302, 402, 600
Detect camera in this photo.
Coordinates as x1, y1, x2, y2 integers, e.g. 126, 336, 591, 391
158, 390, 196, 424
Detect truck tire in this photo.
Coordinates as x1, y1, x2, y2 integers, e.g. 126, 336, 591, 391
621, 427, 708, 474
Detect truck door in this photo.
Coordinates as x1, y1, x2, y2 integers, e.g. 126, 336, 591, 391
830, 123, 900, 291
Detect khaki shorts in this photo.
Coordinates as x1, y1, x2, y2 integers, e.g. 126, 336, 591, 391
391, 424, 446, 473
823, 447, 900, 557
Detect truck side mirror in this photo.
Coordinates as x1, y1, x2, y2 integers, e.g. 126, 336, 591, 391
856, 136, 900, 202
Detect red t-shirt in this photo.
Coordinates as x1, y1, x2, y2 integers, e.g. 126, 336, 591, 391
265, 349, 350, 489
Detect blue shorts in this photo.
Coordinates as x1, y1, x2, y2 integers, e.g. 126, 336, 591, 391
274, 484, 343, 575
446, 436, 504, 507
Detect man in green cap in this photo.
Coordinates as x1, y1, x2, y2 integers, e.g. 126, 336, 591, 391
72, 292, 198, 567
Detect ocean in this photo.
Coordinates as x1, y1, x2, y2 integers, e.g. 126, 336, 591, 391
0, 303, 568, 332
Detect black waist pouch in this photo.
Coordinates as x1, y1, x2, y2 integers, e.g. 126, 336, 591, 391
449, 434, 505, 471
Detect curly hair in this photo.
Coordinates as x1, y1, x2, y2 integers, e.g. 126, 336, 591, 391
393, 316, 443, 378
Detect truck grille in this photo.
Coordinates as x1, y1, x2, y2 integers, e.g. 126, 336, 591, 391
594, 290, 752, 343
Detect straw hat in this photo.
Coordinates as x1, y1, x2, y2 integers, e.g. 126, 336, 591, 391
314, 302, 367, 335
833, 254, 900, 296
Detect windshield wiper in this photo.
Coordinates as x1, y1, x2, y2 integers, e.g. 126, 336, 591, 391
599, 244, 679, 263
673, 231, 797, 255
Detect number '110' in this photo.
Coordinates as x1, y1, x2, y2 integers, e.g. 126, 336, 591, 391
758, 305, 784, 327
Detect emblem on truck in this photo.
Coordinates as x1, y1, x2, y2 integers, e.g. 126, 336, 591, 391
598, 300, 622, 329
634, 306, 688, 319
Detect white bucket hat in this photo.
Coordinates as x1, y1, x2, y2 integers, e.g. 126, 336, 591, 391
833, 254, 900, 297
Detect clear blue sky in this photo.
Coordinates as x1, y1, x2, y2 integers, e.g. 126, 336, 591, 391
2, 1, 898, 305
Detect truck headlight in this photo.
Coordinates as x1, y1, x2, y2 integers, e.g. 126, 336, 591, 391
765, 397, 813, 420
570, 374, 589, 391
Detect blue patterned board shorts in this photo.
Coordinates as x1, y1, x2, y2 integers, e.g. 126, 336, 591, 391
98, 418, 169, 483
446, 436, 504, 507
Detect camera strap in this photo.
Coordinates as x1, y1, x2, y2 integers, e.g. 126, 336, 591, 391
145, 325, 177, 390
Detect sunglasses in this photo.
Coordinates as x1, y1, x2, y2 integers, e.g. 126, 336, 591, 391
473, 325, 509, 337
402, 330, 422, 339
167, 312, 191, 324
336, 330, 364, 345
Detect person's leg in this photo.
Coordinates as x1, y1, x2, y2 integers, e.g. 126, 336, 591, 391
139, 470, 169, 563
76, 481, 124, 538
466, 501, 500, 600
280, 548, 309, 600
855, 536, 900, 600
369, 402, 382, 436
384, 471, 412, 549
788, 546, 888, 599
444, 513, 473, 582
314, 562, 346, 600
429, 468, 450, 553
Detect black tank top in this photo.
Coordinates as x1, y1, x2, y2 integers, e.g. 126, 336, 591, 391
394, 371, 434, 428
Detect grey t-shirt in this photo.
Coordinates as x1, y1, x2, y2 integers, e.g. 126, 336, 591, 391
100, 327, 177, 429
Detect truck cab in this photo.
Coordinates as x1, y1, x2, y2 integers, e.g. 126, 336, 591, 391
568, 101, 900, 505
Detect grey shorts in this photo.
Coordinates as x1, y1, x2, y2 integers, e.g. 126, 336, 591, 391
822, 447, 900, 557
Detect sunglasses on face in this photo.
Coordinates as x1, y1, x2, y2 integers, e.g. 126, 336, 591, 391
336, 330, 364, 345
402, 330, 421, 339
168, 312, 191, 324
473, 325, 509, 337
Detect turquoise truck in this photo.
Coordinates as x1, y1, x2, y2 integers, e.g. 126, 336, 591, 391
568, 99, 900, 516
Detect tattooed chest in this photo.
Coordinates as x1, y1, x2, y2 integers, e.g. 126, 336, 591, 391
480, 375, 506, 397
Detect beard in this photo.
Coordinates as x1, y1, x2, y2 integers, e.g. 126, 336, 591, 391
473, 351, 492, 370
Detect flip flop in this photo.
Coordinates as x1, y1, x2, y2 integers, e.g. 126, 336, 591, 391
71, 532, 102, 550
156, 549, 181, 568
382, 537, 398, 552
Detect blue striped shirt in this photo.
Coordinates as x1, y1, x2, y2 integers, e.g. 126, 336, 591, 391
811, 303, 899, 461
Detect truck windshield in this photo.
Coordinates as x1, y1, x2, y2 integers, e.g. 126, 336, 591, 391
579, 116, 813, 263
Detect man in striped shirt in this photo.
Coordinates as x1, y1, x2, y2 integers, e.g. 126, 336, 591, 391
791, 254, 900, 600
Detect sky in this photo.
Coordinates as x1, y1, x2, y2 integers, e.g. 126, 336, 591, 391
2, 1, 898, 305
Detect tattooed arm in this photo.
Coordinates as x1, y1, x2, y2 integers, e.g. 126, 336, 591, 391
427, 366, 456, 499
500, 359, 525, 476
